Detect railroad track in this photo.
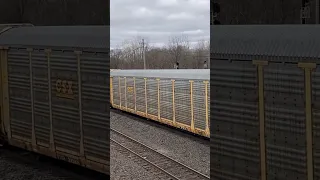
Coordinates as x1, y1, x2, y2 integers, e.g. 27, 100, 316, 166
0, 145, 108, 180
110, 109, 209, 141
110, 128, 210, 180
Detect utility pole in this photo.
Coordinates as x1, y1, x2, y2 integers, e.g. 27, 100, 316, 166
142, 38, 146, 69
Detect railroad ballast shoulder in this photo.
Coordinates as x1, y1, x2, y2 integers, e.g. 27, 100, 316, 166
110, 69, 210, 138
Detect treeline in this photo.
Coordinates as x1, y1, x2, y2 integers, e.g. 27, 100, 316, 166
111, 35, 210, 69
0, 0, 109, 25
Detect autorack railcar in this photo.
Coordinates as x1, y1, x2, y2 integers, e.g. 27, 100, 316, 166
110, 69, 210, 138
0, 25, 109, 175
211, 25, 320, 180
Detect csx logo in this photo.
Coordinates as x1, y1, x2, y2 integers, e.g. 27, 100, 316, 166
127, 87, 133, 93
56, 79, 74, 99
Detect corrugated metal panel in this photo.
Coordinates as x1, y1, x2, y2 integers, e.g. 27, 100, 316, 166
81, 52, 109, 162
8, 49, 32, 141
147, 78, 158, 117
264, 63, 306, 179
136, 78, 145, 113
313, 67, 320, 180
120, 77, 126, 108
7, 47, 109, 174
51, 51, 80, 153
211, 24, 320, 180
160, 79, 173, 121
211, 60, 260, 180
126, 77, 135, 110
208, 85, 210, 130
175, 80, 191, 126
32, 50, 50, 146
0, 26, 109, 51
193, 81, 206, 130
211, 25, 320, 61
112, 76, 120, 106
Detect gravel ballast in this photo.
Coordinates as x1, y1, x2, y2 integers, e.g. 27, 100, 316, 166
110, 110, 210, 177
0, 150, 65, 180
110, 142, 165, 180
0, 147, 108, 180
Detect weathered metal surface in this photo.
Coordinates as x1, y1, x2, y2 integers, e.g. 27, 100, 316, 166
193, 81, 207, 130
7, 49, 32, 142
32, 50, 51, 147
1, 31, 109, 174
160, 79, 173, 121
264, 63, 306, 180
210, 60, 260, 180
211, 25, 320, 61
313, 66, 320, 180
0, 26, 109, 51
174, 80, 191, 126
80, 52, 109, 167
210, 24, 320, 180
50, 51, 80, 153
147, 78, 158, 117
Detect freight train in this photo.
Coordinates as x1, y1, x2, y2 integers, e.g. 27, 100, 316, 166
0, 25, 109, 175
211, 25, 320, 180
110, 69, 210, 138
0, 24, 209, 177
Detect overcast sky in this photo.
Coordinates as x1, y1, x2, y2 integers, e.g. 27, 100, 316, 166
110, 0, 210, 49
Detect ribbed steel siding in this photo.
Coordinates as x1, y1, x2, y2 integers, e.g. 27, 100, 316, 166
313, 67, 320, 180
112, 76, 119, 106
0, 26, 109, 50
193, 81, 206, 130
211, 60, 260, 179
120, 77, 126, 108
160, 79, 173, 120
32, 50, 50, 146
81, 52, 109, 163
136, 78, 145, 113
265, 63, 306, 180
175, 80, 191, 126
147, 78, 158, 117
51, 51, 80, 153
126, 77, 135, 110
7, 49, 32, 141
208, 85, 210, 130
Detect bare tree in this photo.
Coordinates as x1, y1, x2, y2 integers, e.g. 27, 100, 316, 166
166, 34, 190, 69
110, 35, 210, 70
191, 40, 210, 68
114, 37, 150, 69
